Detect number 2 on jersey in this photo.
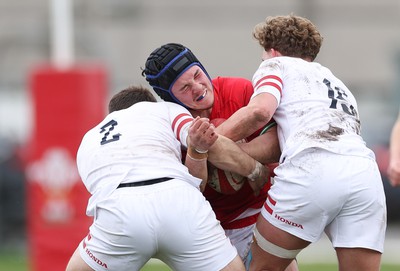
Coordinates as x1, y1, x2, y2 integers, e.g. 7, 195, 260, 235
324, 78, 357, 117
100, 119, 121, 145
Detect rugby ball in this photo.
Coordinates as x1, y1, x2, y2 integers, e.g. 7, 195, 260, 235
207, 118, 246, 194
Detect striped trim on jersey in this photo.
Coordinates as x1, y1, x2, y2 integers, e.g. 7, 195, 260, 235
254, 75, 282, 92
172, 113, 192, 142
263, 194, 277, 215
253, 75, 283, 103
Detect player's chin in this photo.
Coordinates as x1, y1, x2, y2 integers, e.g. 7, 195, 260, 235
192, 101, 213, 111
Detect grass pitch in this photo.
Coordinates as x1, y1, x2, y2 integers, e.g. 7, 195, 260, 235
1, 252, 399, 271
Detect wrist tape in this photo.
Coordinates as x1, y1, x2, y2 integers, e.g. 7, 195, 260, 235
247, 161, 264, 181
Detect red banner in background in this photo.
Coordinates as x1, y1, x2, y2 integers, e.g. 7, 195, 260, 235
25, 65, 107, 271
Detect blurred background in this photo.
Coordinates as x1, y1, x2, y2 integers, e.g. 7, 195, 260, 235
0, 0, 399, 270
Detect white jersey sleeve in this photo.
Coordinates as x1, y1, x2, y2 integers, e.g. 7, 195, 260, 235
251, 61, 283, 106
167, 102, 193, 149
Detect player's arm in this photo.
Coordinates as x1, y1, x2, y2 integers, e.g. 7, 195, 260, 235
207, 134, 270, 195
182, 116, 270, 194
184, 147, 208, 191
239, 125, 281, 164
216, 92, 278, 142
388, 111, 400, 187
185, 117, 218, 191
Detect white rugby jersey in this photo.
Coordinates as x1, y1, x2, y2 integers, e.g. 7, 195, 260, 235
77, 101, 199, 216
252, 56, 374, 161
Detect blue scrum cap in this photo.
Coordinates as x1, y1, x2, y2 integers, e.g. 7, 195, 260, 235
143, 43, 210, 105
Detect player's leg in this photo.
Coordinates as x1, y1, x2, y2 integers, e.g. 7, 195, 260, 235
76, 187, 159, 271
156, 180, 244, 271
326, 156, 386, 271
285, 259, 300, 271
248, 215, 309, 271
336, 248, 381, 271
66, 247, 94, 271
227, 224, 299, 271
247, 149, 336, 271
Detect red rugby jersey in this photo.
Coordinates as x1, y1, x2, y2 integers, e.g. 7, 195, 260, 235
204, 76, 273, 229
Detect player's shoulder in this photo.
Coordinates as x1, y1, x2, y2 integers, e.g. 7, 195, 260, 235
213, 76, 252, 86
162, 101, 185, 109
128, 100, 178, 111
161, 101, 192, 117
212, 76, 253, 95
265, 56, 305, 66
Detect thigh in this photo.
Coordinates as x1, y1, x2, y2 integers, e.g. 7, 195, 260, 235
336, 247, 382, 271
249, 216, 309, 271
264, 149, 339, 243
156, 181, 240, 271
325, 156, 387, 253
79, 188, 156, 271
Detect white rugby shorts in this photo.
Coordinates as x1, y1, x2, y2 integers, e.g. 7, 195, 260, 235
78, 179, 238, 271
261, 148, 387, 252
225, 224, 255, 262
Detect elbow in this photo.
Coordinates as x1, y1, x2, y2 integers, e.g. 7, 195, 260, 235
252, 106, 272, 127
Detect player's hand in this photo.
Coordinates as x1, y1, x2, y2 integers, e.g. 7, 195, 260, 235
247, 161, 269, 196
387, 160, 400, 187
188, 117, 219, 152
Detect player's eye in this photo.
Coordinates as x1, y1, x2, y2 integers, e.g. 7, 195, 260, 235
194, 69, 201, 79
181, 85, 189, 92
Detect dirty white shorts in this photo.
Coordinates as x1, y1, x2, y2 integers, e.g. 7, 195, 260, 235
225, 223, 255, 262
78, 179, 238, 271
261, 148, 387, 252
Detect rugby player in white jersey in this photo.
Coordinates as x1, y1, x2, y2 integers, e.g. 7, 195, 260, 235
218, 14, 387, 271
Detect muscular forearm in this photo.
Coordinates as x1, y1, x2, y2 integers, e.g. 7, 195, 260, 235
216, 93, 276, 142
185, 147, 208, 191
239, 126, 281, 164
207, 134, 269, 195
208, 135, 259, 177
184, 117, 219, 191
216, 105, 267, 142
